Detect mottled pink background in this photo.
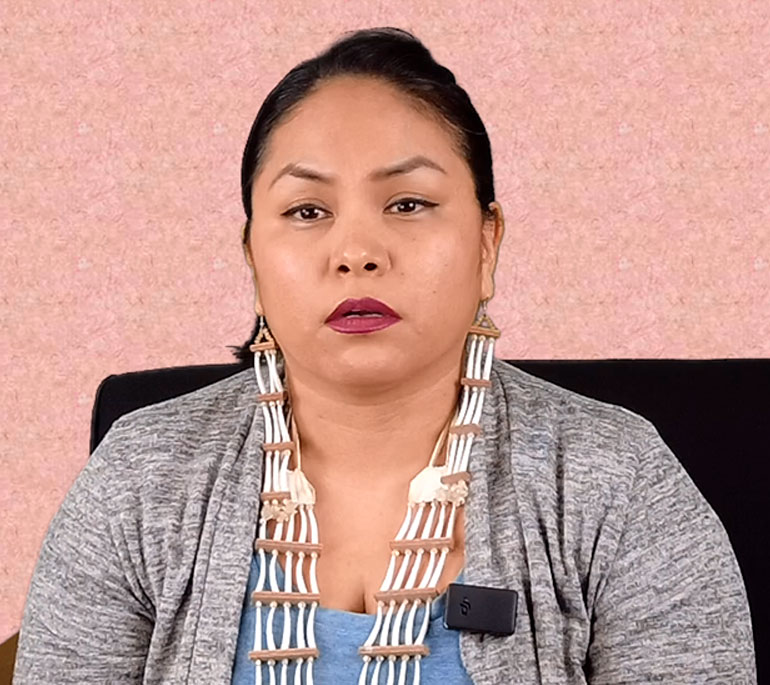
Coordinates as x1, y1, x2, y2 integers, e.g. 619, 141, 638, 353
1, 1, 768, 642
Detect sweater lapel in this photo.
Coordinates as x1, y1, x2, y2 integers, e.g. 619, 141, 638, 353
459, 359, 521, 683
189, 373, 265, 682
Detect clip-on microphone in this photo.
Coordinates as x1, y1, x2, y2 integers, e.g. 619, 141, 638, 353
443, 582, 518, 636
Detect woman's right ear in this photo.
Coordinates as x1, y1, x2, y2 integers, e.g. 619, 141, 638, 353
241, 224, 254, 268
241, 225, 262, 313
243, 243, 254, 269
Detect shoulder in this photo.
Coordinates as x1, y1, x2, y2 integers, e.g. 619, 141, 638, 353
107, 366, 257, 446
489, 358, 665, 486
85, 367, 259, 508
36, 368, 261, 624
486, 360, 708, 589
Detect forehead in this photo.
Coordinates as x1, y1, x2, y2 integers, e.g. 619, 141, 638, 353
259, 76, 465, 179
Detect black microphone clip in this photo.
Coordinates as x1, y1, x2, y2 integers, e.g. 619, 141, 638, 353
443, 582, 518, 636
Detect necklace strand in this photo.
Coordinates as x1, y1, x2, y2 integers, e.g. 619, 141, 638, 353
248, 311, 499, 685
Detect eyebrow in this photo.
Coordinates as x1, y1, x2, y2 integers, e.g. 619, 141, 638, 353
268, 155, 447, 189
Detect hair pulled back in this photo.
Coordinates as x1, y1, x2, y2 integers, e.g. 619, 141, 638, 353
230, 27, 496, 365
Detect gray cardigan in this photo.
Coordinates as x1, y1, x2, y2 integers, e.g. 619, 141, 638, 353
14, 358, 757, 683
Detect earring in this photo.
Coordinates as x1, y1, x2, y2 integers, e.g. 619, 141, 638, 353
469, 298, 501, 339
249, 315, 277, 354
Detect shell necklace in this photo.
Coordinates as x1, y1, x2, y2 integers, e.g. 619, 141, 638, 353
247, 307, 500, 685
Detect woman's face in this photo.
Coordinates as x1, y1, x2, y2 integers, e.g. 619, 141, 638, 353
245, 75, 504, 390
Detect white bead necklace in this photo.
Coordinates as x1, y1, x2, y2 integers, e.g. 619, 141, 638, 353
248, 308, 500, 685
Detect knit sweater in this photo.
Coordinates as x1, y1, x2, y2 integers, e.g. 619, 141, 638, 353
14, 358, 757, 683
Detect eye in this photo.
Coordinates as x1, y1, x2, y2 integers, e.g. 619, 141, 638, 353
386, 197, 438, 215
281, 204, 329, 222
281, 197, 438, 223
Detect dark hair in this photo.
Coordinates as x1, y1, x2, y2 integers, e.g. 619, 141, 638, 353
227, 26, 496, 365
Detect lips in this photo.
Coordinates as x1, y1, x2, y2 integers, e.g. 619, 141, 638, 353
325, 297, 401, 323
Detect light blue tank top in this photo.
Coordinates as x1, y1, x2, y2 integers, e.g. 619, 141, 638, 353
231, 552, 473, 684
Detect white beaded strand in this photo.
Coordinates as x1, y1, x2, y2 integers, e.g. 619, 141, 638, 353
251, 305, 499, 684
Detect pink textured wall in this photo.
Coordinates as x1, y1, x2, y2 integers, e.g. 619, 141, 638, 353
1, 1, 768, 642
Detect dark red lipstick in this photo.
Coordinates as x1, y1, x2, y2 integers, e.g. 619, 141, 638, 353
325, 297, 401, 334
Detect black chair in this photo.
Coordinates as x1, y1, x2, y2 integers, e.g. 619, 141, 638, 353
4, 359, 767, 683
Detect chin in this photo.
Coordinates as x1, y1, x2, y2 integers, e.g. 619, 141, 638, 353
331, 348, 417, 385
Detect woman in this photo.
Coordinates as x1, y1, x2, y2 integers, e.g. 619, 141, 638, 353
14, 27, 756, 684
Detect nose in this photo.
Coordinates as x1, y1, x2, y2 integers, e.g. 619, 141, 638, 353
336, 254, 380, 274
329, 222, 390, 276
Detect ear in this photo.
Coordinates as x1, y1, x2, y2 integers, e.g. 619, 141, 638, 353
479, 201, 505, 301
241, 224, 264, 317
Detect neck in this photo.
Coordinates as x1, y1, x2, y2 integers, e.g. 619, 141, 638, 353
281, 351, 465, 487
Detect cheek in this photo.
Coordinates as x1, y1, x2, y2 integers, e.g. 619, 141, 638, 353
413, 231, 480, 289
404, 234, 482, 330
252, 241, 316, 321
270, 248, 312, 288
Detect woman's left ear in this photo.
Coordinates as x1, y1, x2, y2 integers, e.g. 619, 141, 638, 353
480, 201, 505, 301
